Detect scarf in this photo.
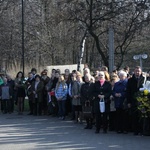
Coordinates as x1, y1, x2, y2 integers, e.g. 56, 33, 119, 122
99, 79, 105, 86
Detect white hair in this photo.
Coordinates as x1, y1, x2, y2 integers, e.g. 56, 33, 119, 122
84, 68, 90, 74
85, 73, 91, 79
90, 76, 95, 83
118, 70, 127, 77
99, 71, 105, 76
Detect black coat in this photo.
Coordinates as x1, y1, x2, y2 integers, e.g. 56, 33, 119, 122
80, 82, 93, 105
126, 74, 145, 108
91, 81, 112, 114
25, 78, 35, 99
31, 81, 44, 103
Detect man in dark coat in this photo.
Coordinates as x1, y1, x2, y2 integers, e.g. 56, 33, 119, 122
31, 75, 44, 116
126, 66, 145, 135
26, 72, 35, 115
41, 71, 50, 115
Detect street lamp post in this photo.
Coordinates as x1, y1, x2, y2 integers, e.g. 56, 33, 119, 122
21, 0, 25, 76
133, 54, 148, 70
108, 26, 114, 73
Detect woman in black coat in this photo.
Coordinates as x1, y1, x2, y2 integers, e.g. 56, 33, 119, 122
31, 75, 44, 116
91, 71, 112, 133
80, 74, 93, 129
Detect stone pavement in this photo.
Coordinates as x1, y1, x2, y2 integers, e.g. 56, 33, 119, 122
0, 112, 150, 150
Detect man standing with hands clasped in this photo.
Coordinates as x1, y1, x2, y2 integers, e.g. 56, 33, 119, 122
126, 66, 145, 135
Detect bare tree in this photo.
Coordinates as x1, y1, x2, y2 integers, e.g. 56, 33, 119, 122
0, 0, 150, 75
62, 0, 150, 69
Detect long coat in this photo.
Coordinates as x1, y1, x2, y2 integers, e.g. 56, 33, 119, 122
126, 74, 145, 108
80, 82, 93, 106
31, 81, 44, 103
112, 79, 128, 109
71, 81, 82, 106
91, 80, 112, 114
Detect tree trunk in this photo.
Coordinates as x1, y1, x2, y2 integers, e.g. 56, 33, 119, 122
77, 31, 87, 71
89, 30, 108, 67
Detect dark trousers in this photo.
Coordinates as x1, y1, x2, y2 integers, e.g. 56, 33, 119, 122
58, 100, 66, 117
28, 95, 34, 114
42, 94, 48, 115
131, 107, 142, 134
86, 118, 93, 127
71, 104, 75, 119
65, 95, 72, 115
95, 112, 108, 131
28, 100, 33, 114
2, 99, 11, 113
116, 108, 124, 132
123, 109, 130, 132
10, 98, 14, 113
48, 99, 58, 116
109, 111, 116, 131
33, 98, 42, 116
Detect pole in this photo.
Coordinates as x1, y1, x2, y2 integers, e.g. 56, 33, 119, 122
22, 0, 25, 76
108, 26, 114, 73
139, 55, 142, 70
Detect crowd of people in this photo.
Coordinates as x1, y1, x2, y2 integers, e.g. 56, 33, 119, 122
0, 64, 150, 136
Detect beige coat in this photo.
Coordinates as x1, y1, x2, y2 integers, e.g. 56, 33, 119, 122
71, 81, 83, 106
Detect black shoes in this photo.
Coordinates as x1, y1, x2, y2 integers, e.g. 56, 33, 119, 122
84, 126, 89, 129
28, 112, 33, 115
62, 116, 65, 120
95, 130, 100, 134
117, 130, 123, 134
89, 125, 93, 129
71, 117, 75, 120
134, 132, 139, 136
103, 130, 107, 134
95, 129, 107, 134
84, 125, 93, 129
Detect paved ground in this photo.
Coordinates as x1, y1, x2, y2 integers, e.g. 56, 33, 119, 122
0, 112, 150, 150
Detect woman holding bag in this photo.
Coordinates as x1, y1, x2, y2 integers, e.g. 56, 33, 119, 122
91, 71, 112, 133
81, 74, 94, 129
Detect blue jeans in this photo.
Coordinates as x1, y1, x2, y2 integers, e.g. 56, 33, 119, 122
58, 100, 66, 117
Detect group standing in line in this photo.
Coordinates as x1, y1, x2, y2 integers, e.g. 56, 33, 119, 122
0, 65, 149, 136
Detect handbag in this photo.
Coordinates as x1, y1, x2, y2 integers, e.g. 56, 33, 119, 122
99, 98, 105, 113
82, 100, 92, 118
